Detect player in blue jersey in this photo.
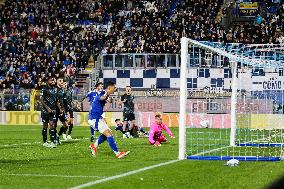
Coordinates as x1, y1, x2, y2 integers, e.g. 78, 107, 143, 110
85, 82, 103, 103
85, 82, 103, 142
89, 81, 129, 159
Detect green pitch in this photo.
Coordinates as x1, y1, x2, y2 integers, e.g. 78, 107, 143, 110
0, 125, 284, 189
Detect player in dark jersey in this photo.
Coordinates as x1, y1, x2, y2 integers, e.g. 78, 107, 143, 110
63, 81, 74, 140
119, 86, 148, 138
119, 86, 138, 137
41, 76, 58, 148
54, 77, 69, 145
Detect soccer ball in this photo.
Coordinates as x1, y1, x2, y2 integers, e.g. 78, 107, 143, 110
226, 159, 239, 167
200, 120, 210, 128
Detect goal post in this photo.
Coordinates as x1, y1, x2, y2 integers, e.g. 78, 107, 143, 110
179, 37, 188, 160
230, 62, 238, 147
179, 37, 284, 161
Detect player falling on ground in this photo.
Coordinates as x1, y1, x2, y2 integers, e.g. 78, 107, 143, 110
89, 81, 129, 159
55, 77, 69, 145
115, 118, 148, 138
40, 76, 58, 148
149, 114, 175, 147
62, 82, 74, 140
85, 82, 104, 142
114, 118, 129, 138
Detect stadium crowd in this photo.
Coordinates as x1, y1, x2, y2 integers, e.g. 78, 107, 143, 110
0, 0, 283, 92
0, 0, 104, 90
228, 1, 284, 44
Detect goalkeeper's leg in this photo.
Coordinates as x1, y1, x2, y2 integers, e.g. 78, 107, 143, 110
157, 134, 167, 143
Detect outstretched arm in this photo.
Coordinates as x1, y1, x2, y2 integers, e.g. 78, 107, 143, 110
163, 123, 175, 138
118, 95, 127, 106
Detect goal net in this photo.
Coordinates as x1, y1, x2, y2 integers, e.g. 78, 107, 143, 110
179, 38, 284, 161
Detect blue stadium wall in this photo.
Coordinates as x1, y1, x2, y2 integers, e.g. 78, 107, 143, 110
99, 68, 284, 91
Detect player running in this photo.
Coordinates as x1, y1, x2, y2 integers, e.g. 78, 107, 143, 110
40, 76, 58, 148
149, 114, 175, 147
85, 82, 103, 142
89, 81, 129, 159
63, 82, 74, 140
55, 77, 69, 145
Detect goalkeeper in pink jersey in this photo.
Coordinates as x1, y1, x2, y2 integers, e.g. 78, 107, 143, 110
149, 114, 175, 147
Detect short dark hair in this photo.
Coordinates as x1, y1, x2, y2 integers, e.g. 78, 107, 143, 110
95, 82, 103, 88
115, 119, 120, 122
105, 80, 115, 88
47, 76, 54, 81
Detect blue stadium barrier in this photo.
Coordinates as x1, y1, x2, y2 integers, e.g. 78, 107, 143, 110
187, 156, 281, 161
237, 143, 284, 147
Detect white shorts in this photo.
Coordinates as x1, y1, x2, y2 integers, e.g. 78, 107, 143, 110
88, 119, 110, 133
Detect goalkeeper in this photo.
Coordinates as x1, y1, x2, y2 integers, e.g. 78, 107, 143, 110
149, 114, 175, 147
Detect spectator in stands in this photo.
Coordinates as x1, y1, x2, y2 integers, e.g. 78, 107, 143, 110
0, 0, 283, 94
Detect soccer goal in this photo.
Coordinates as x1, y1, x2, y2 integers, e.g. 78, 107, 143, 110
179, 37, 284, 161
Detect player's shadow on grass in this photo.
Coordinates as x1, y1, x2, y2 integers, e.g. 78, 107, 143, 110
61, 140, 81, 145
266, 176, 284, 189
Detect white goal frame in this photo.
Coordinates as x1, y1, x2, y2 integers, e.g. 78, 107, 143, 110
179, 37, 284, 161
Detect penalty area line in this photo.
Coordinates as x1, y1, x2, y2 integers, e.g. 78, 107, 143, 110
68, 159, 180, 189
2, 173, 105, 178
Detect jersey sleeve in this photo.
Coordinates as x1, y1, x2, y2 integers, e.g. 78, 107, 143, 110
85, 91, 91, 101
148, 123, 157, 144
162, 123, 174, 137
121, 94, 125, 101
100, 90, 107, 97
56, 89, 62, 106
94, 90, 106, 101
86, 92, 90, 98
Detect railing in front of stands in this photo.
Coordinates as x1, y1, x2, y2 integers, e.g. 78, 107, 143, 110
99, 42, 284, 69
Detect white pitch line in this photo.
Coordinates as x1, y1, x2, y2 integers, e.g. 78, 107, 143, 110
190, 146, 230, 156
69, 146, 232, 189
68, 159, 180, 189
1, 129, 41, 131
0, 138, 90, 147
2, 173, 105, 178
0, 142, 41, 147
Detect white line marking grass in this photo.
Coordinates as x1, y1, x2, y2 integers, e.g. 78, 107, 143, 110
190, 146, 230, 156
0, 142, 41, 147
0, 138, 89, 147
2, 173, 105, 178
68, 160, 180, 189
69, 146, 230, 189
